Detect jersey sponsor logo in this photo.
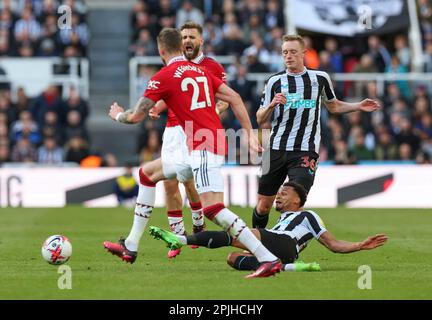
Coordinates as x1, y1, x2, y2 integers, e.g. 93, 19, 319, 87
147, 80, 160, 90
284, 93, 316, 110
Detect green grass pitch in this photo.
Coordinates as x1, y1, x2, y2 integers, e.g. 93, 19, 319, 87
1, 206, 431, 299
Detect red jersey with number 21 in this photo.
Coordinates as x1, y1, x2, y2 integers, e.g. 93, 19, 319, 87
166, 55, 226, 127
144, 57, 226, 155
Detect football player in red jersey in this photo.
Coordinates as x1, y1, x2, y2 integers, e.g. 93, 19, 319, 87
149, 22, 229, 259
104, 28, 282, 278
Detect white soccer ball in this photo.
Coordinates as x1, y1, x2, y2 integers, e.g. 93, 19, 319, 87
41, 235, 72, 265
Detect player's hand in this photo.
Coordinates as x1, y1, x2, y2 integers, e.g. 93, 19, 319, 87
359, 234, 388, 250
270, 93, 286, 109
109, 102, 124, 121
248, 131, 264, 153
359, 99, 381, 112
149, 107, 160, 120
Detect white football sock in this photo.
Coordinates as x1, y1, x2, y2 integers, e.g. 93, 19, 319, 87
125, 184, 155, 251
213, 208, 278, 263
283, 264, 296, 272
190, 202, 204, 227
167, 210, 186, 235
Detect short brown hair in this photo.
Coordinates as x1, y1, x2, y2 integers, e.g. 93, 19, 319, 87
180, 21, 203, 35
157, 28, 182, 53
282, 34, 305, 49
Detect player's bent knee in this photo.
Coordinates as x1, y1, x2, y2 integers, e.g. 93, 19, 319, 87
226, 252, 239, 268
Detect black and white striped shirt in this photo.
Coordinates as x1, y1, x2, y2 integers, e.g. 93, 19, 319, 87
269, 210, 327, 252
260, 68, 336, 154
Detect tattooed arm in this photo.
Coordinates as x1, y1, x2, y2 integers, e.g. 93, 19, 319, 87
108, 97, 156, 124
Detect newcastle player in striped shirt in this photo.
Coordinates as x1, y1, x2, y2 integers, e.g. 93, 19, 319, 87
149, 182, 388, 272
252, 35, 381, 228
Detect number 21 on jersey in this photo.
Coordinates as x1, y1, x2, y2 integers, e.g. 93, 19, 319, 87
181, 76, 211, 111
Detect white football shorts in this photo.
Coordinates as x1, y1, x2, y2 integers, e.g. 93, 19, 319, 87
161, 126, 225, 194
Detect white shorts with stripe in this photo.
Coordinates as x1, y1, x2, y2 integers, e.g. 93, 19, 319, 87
161, 126, 225, 194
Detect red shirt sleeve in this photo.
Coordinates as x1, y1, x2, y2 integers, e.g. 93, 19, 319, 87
143, 71, 168, 103
208, 71, 224, 94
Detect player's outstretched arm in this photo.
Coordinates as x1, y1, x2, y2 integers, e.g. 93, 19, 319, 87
149, 100, 168, 120
324, 98, 381, 115
318, 231, 388, 254
215, 83, 263, 153
109, 97, 156, 124
256, 93, 286, 126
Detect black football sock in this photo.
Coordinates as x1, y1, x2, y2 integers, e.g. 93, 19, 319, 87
186, 231, 232, 248
232, 255, 260, 271
252, 207, 269, 228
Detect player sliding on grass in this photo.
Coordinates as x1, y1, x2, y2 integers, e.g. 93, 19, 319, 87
149, 182, 388, 273
148, 22, 229, 259
104, 28, 283, 278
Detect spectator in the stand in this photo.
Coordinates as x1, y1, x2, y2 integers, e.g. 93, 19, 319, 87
353, 54, 378, 97
31, 85, 63, 128
41, 110, 63, 144
243, 32, 270, 65
0, 140, 9, 164
0, 36, 12, 57
133, 11, 158, 40
0, 93, 16, 125
413, 96, 431, 125
18, 42, 34, 57
157, 0, 176, 30
348, 126, 374, 161
203, 20, 223, 49
238, 0, 265, 26
59, 14, 89, 55
415, 112, 432, 145
418, 0, 432, 44
176, 0, 204, 28
423, 41, 432, 72
398, 143, 413, 161
389, 98, 411, 122
63, 87, 89, 123
303, 36, 320, 69
318, 50, 335, 74
37, 135, 63, 164
64, 110, 89, 142
394, 34, 411, 70
10, 110, 41, 146
244, 48, 269, 73
416, 150, 431, 164
324, 37, 344, 73
367, 35, 391, 73
264, 0, 284, 30
102, 153, 118, 167
385, 55, 410, 98
139, 129, 161, 163
333, 138, 353, 165
242, 14, 266, 41
11, 137, 37, 162
14, 8, 41, 45
64, 135, 89, 164
375, 128, 398, 161
229, 64, 254, 103
14, 87, 31, 115
395, 117, 421, 155
217, 24, 246, 55
384, 83, 407, 109
130, 28, 158, 56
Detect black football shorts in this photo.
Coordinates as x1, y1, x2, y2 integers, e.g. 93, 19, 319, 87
258, 150, 319, 196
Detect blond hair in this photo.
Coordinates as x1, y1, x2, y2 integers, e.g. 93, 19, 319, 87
282, 35, 305, 49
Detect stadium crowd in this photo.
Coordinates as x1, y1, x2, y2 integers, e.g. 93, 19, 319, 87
0, 0, 89, 58
0, 0, 112, 166
132, 0, 432, 165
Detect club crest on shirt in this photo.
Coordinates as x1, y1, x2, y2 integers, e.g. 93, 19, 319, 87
147, 80, 160, 90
